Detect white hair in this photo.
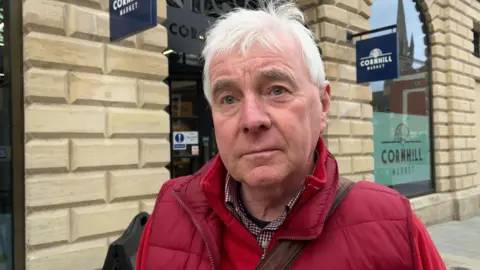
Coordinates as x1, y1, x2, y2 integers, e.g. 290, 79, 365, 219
201, 0, 326, 103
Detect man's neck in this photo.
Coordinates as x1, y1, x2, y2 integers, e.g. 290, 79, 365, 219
239, 182, 302, 221
239, 151, 317, 222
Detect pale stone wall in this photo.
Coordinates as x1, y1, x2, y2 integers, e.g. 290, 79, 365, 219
299, 0, 375, 182
23, 0, 170, 269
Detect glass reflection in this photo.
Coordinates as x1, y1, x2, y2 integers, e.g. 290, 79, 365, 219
369, 0, 433, 196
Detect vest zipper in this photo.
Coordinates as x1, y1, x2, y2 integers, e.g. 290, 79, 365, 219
173, 191, 216, 270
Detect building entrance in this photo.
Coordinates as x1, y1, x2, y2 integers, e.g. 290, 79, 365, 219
167, 53, 217, 178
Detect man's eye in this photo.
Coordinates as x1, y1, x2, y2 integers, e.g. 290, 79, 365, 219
271, 87, 286, 95
222, 95, 235, 104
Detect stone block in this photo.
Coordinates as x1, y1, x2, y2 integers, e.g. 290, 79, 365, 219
137, 25, 168, 52
25, 104, 106, 137
69, 72, 137, 107
351, 84, 372, 102
347, 12, 370, 32
452, 186, 480, 220
339, 138, 363, 154
66, 5, 109, 41
70, 139, 139, 171
25, 172, 106, 207
24, 32, 104, 72
23, 0, 67, 34
24, 68, 68, 104
336, 100, 362, 118
108, 168, 170, 201
336, 0, 360, 13
410, 192, 455, 226
139, 139, 170, 167
337, 64, 356, 82
336, 156, 352, 174
361, 104, 372, 119
107, 108, 170, 137
105, 45, 168, 79
137, 80, 169, 109
25, 139, 70, 172
434, 124, 448, 137
351, 155, 374, 173
26, 210, 69, 246
141, 199, 156, 213
157, 0, 167, 23
350, 120, 373, 136
325, 119, 351, 135
362, 139, 373, 154
359, 0, 371, 19
432, 98, 447, 112
26, 239, 108, 270
435, 151, 450, 164
329, 81, 352, 99
70, 202, 139, 241
317, 5, 348, 27
325, 138, 340, 154
436, 164, 451, 178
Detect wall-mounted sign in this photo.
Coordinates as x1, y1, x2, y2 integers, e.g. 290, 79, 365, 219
173, 131, 199, 151
372, 112, 431, 186
162, 0, 260, 55
109, 0, 157, 42
356, 32, 399, 83
162, 7, 213, 55
191, 145, 199, 156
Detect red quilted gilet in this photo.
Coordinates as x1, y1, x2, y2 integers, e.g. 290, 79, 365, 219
142, 138, 416, 270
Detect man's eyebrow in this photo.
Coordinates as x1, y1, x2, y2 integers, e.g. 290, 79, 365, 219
211, 79, 235, 98
258, 68, 297, 85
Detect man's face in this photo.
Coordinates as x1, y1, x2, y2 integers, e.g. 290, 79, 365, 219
208, 36, 331, 188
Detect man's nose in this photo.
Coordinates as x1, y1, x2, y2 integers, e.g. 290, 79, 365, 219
239, 95, 272, 133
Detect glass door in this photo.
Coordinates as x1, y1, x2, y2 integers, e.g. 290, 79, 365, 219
168, 78, 217, 178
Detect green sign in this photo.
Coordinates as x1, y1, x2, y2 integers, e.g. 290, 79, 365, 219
372, 112, 431, 186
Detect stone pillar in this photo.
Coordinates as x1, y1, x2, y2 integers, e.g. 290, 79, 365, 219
299, 0, 375, 182
423, 0, 480, 221
23, 0, 170, 269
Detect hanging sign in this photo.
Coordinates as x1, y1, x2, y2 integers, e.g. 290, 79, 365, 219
109, 0, 157, 42
356, 32, 399, 83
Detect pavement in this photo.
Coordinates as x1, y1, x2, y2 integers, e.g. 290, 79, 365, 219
428, 216, 480, 270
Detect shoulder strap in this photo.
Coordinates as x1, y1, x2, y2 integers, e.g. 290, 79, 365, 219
255, 178, 355, 270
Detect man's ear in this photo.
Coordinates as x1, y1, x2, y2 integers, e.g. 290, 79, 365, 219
321, 82, 331, 113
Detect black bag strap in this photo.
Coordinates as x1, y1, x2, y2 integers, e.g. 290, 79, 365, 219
255, 178, 355, 270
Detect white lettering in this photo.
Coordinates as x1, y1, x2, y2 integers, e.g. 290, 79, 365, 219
361, 55, 393, 68
113, 0, 135, 11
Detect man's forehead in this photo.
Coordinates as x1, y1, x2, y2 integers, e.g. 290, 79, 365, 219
209, 39, 302, 77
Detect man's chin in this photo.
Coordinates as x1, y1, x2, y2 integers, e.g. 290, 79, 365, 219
241, 166, 287, 188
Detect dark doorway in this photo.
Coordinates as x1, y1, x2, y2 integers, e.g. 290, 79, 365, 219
166, 52, 217, 178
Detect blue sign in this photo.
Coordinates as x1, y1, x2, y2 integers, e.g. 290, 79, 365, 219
109, 0, 157, 42
356, 32, 399, 83
174, 133, 185, 143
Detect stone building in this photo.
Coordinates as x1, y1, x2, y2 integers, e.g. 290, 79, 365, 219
0, 0, 479, 269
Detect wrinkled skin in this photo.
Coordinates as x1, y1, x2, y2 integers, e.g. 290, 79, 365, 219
208, 35, 331, 213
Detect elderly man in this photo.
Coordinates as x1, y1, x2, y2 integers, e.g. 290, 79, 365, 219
137, 1, 446, 269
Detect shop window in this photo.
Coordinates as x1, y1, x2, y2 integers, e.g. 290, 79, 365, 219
369, 0, 433, 196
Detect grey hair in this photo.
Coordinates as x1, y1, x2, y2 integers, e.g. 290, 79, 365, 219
201, 0, 326, 103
